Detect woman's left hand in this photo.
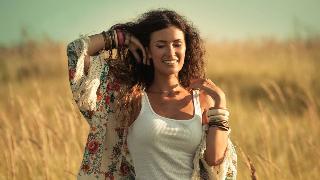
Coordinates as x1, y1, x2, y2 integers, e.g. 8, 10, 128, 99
188, 78, 226, 109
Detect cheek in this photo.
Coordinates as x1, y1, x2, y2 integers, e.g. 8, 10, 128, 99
150, 48, 164, 59
178, 49, 186, 59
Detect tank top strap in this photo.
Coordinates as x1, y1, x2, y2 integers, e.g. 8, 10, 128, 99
192, 90, 202, 117
141, 90, 202, 118
141, 91, 147, 112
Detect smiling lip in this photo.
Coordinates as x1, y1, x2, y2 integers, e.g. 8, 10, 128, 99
162, 59, 178, 65
162, 59, 179, 62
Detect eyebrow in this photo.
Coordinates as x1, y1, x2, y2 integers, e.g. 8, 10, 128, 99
154, 39, 183, 43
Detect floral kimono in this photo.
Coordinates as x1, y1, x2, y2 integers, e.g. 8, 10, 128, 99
67, 35, 237, 180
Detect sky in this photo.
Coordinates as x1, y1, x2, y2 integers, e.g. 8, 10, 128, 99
1, 0, 320, 45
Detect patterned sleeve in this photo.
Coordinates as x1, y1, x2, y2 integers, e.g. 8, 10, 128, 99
66, 35, 108, 126
201, 138, 238, 180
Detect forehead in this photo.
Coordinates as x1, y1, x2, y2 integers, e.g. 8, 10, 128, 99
150, 26, 185, 42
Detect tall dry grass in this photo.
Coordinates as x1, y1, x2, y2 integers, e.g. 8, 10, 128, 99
0, 37, 319, 180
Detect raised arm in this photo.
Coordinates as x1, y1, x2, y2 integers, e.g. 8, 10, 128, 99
83, 34, 105, 75
66, 34, 106, 126
189, 79, 237, 179
66, 30, 147, 126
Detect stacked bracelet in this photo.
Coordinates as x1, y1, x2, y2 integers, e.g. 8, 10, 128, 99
207, 107, 230, 131
109, 30, 116, 49
101, 31, 107, 50
101, 31, 112, 50
101, 29, 129, 50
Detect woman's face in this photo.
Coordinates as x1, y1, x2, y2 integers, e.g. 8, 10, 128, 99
147, 26, 186, 76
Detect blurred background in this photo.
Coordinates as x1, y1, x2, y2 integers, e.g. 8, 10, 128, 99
1, 0, 319, 179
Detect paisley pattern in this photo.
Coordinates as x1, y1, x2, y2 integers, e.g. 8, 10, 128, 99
67, 36, 237, 180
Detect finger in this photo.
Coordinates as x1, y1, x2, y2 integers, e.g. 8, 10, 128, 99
190, 78, 203, 84
131, 37, 146, 65
125, 32, 131, 46
189, 78, 205, 88
136, 43, 146, 64
188, 82, 204, 90
130, 49, 141, 63
130, 36, 139, 45
206, 78, 216, 86
189, 79, 217, 92
185, 87, 192, 91
141, 47, 147, 65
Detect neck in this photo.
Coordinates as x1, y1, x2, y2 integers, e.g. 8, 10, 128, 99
148, 73, 182, 92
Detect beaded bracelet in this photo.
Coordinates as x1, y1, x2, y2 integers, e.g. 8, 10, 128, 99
106, 30, 115, 49
208, 123, 230, 131
208, 114, 229, 121
101, 31, 109, 50
102, 29, 130, 49
207, 107, 230, 117
207, 108, 230, 131
208, 118, 230, 131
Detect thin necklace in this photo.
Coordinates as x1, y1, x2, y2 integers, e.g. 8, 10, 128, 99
146, 84, 182, 95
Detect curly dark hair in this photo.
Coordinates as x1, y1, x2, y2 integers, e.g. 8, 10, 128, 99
109, 8, 206, 88
108, 8, 206, 126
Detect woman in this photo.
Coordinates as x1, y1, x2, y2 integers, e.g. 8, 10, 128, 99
67, 9, 237, 180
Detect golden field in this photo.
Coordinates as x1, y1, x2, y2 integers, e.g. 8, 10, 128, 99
0, 37, 319, 180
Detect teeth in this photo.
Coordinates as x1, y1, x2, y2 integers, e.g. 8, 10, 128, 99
162, 60, 178, 65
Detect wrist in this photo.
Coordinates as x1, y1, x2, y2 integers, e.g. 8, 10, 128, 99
207, 108, 230, 131
211, 94, 226, 108
101, 31, 112, 50
102, 29, 130, 50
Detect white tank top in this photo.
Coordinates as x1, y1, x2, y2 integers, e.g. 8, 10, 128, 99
127, 90, 203, 180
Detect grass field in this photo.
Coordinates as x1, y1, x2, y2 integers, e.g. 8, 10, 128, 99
0, 37, 319, 179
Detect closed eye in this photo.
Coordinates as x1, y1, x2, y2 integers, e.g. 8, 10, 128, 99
173, 43, 182, 47
156, 45, 165, 48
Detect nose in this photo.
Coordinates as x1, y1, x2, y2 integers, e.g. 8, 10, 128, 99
166, 45, 176, 58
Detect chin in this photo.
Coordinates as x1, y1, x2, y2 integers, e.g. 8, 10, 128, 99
158, 68, 182, 76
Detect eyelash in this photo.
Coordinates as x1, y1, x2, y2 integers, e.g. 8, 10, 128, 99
156, 44, 182, 48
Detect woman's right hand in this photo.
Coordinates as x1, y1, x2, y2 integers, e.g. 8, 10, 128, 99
126, 34, 149, 65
